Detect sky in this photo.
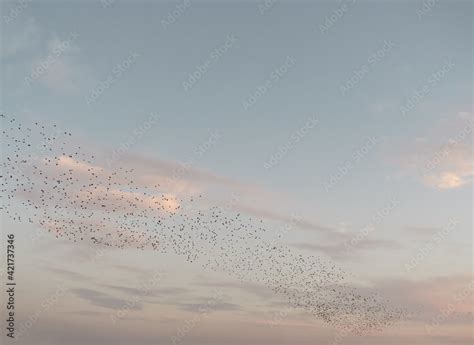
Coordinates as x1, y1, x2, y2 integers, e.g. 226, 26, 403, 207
0, 1, 473, 345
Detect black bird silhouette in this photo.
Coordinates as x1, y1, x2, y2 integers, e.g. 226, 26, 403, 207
0, 114, 405, 333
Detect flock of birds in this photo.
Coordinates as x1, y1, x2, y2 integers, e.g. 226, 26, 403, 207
0, 114, 404, 334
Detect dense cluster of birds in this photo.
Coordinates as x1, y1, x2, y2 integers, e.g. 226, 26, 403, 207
0, 114, 404, 333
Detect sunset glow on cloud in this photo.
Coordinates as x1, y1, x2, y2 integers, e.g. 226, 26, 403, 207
1, 2, 472, 345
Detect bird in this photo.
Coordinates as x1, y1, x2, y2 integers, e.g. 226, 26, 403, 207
0, 114, 405, 333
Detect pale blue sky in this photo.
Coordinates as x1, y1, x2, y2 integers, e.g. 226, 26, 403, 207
3, 0, 471, 251
1, 1, 472, 345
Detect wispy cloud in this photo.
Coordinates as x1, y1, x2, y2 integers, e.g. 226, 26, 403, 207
27, 138, 336, 236
398, 111, 473, 190
102, 284, 190, 298
178, 301, 240, 313
3, 15, 93, 93
404, 225, 442, 237
0, 16, 40, 59
71, 288, 143, 311
365, 274, 473, 318
196, 278, 275, 300
230, 203, 337, 235
292, 238, 400, 261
